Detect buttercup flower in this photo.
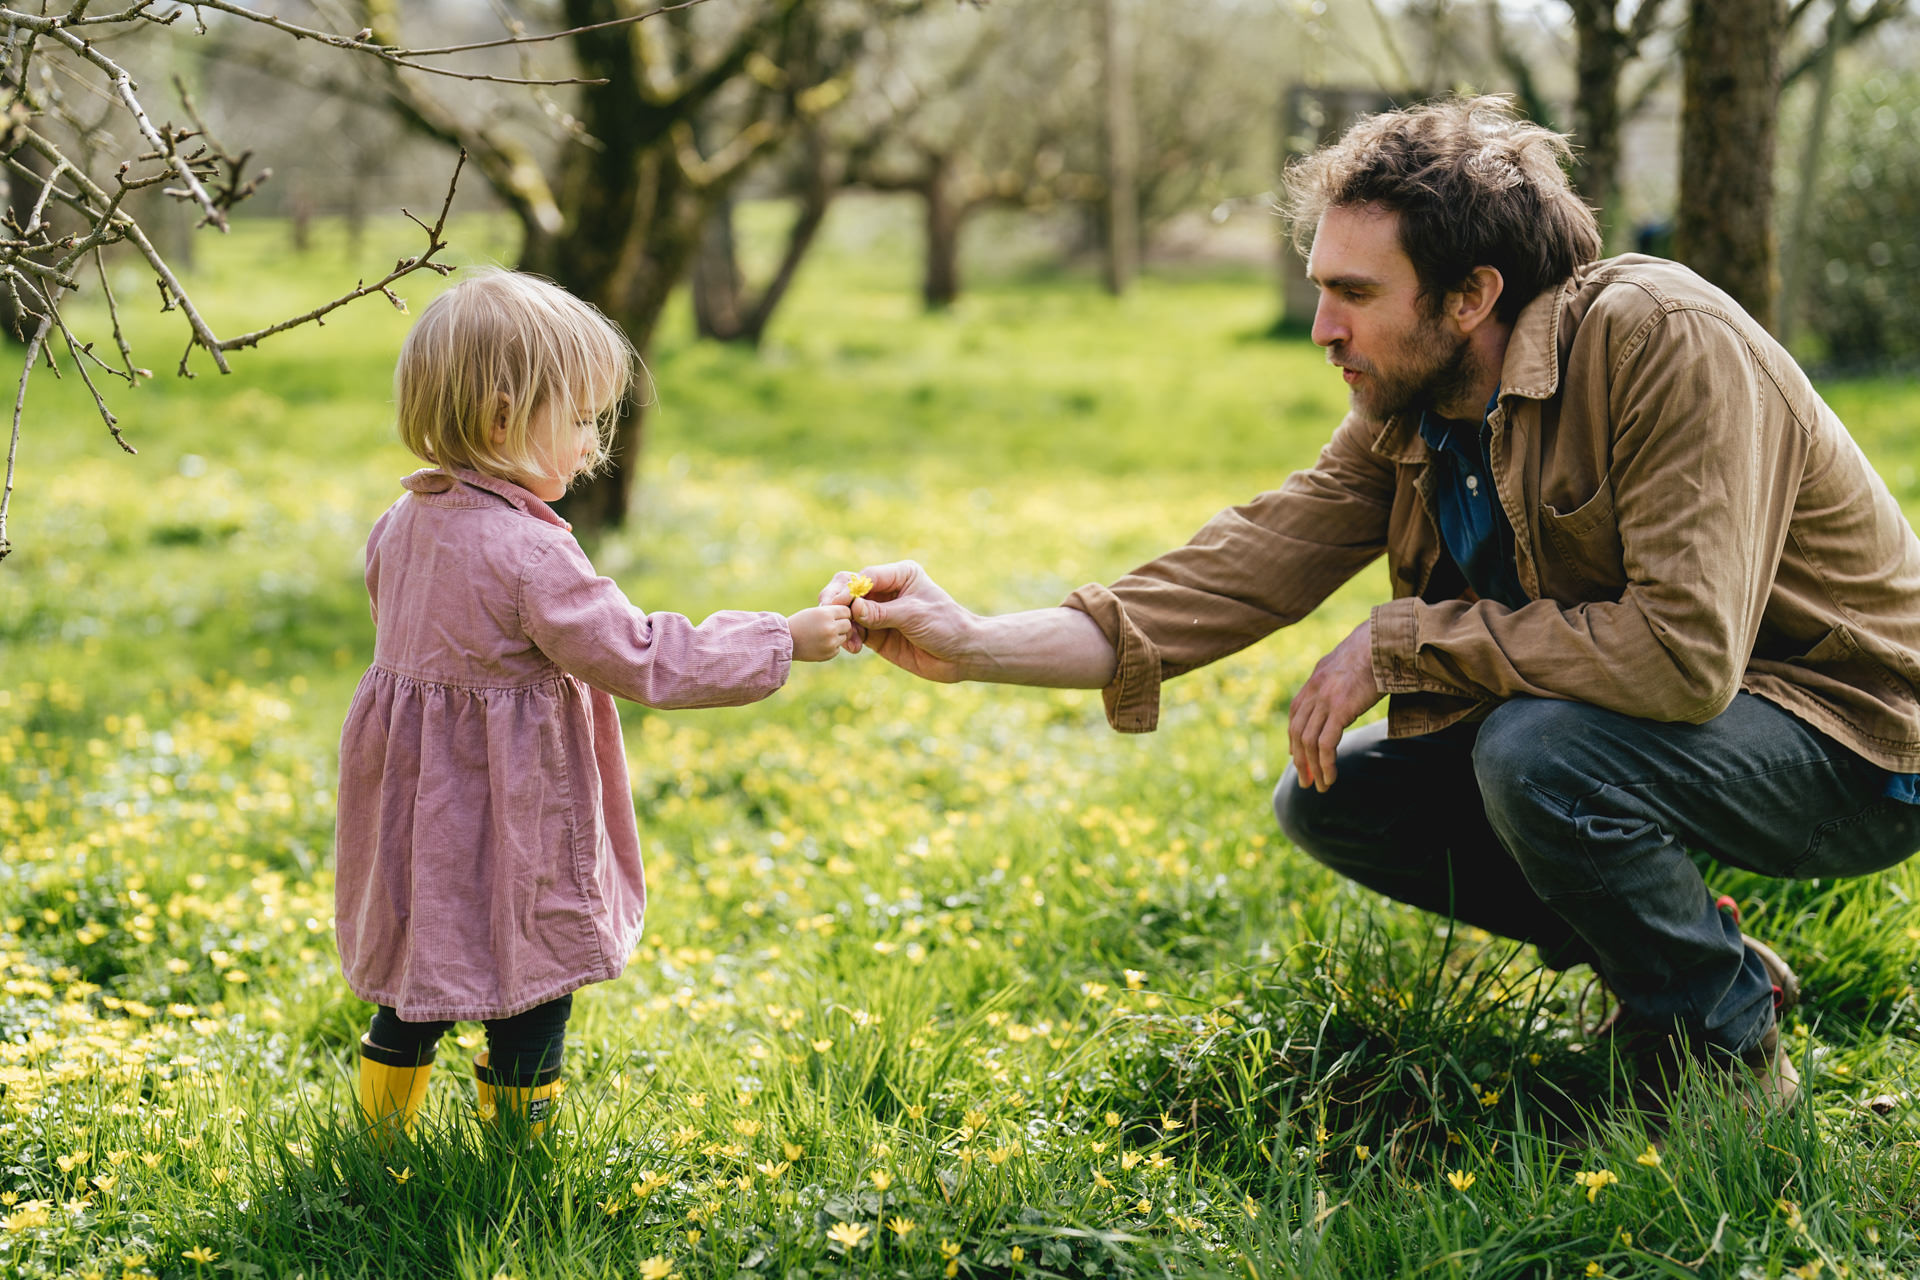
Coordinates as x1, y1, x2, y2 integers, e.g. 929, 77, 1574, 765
639, 1258, 678, 1280
1636, 1145, 1662, 1167
1574, 1169, 1619, 1203
827, 1221, 871, 1249
846, 574, 874, 599
1447, 1169, 1476, 1192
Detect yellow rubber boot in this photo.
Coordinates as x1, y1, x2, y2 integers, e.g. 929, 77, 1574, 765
357, 1037, 434, 1136
474, 1051, 561, 1138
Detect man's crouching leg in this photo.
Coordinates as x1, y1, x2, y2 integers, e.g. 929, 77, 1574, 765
1469, 693, 1919, 1104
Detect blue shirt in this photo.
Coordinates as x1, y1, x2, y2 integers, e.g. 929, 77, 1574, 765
1417, 397, 1529, 611
1418, 394, 1920, 803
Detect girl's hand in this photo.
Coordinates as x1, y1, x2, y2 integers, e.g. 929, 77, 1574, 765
788, 605, 853, 662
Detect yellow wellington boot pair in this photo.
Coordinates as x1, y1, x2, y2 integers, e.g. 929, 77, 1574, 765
359, 1039, 561, 1139
473, 1050, 562, 1138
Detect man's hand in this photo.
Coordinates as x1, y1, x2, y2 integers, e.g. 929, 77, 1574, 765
819, 561, 975, 683
1288, 620, 1384, 792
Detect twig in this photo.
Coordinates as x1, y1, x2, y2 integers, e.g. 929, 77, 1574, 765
394, 0, 713, 57
160, 0, 641, 86
0, 301, 58, 562
92, 247, 146, 383
50, 299, 134, 452
214, 150, 466, 353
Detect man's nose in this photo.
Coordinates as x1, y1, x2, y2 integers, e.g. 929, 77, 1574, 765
1310, 295, 1345, 349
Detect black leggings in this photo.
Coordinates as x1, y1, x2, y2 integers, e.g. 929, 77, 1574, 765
363, 993, 572, 1087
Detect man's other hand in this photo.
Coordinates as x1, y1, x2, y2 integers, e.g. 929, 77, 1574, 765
1288, 620, 1385, 792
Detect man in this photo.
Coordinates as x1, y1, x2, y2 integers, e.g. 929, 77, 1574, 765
821, 96, 1920, 1104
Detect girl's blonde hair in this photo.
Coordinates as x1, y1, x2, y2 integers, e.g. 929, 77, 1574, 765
395, 269, 637, 488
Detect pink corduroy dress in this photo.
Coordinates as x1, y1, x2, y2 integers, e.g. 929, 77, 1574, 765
334, 467, 792, 1021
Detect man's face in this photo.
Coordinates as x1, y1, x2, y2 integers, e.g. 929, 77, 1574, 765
1307, 204, 1470, 421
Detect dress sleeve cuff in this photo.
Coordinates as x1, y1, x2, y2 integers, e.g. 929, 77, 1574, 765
1062, 582, 1161, 733
1369, 598, 1423, 693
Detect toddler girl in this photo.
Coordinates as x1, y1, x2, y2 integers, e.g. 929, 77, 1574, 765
334, 269, 851, 1137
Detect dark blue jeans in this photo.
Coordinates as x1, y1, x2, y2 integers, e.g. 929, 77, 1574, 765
1274, 694, 1920, 1058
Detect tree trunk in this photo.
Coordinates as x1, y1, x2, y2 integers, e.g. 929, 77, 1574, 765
691, 197, 746, 340
1568, 0, 1626, 247
1098, 0, 1138, 296
1675, 0, 1785, 327
1776, 0, 1849, 344
923, 160, 963, 310
693, 131, 836, 346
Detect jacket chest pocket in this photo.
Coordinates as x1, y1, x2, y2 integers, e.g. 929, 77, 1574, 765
1537, 479, 1628, 602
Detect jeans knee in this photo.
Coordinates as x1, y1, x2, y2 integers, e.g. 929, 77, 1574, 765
1273, 771, 1345, 869
1471, 699, 1607, 856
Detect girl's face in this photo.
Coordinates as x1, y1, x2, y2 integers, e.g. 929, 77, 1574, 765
494, 395, 600, 502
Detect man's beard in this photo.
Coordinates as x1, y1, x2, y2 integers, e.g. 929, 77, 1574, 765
1334, 318, 1478, 422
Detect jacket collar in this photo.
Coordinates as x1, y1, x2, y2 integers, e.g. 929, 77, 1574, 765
1367, 276, 1571, 464
400, 466, 573, 531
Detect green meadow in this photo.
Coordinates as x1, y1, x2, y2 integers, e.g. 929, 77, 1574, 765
3, 203, 1919, 1279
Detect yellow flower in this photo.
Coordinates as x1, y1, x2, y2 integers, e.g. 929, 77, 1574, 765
639, 1258, 678, 1280
1159, 1113, 1184, 1130
56, 1150, 91, 1172
1447, 1169, 1476, 1192
182, 1246, 219, 1264
91, 1174, 117, 1193
387, 1166, 412, 1185
887, 1215, 917, 1238
1479, 1090, 1501, 1107
871, 1169, 893, 1191
906, 1105, 926, 1120
669, 1126, 699, 1149
1120, 1151, 1142, 1170
1011, 1245, 1026, 1263
1636, 1144, 1662, 1167
1243, 1195, 1260, 1218
687, 1092, 707, 1110
826, 1221, 871, 1249
755, 1160, 790, 1181
1793, 1262, 1825, 1280
1124, 969, 1147, 988
3, 1201, 51, 1231
733, 1118, 761, 1137
1586, 1265, 1604, 1278
1105, 1111, 1122, 1128
1574, 1169, 1619, 1203
846, 573, 874, 599
783, 1142, 804, 1161
1355, 1144, 1372, 1161
632, 1171, 671, 1197
685, 1229, 702, 1247
812, 1038, 834, 1053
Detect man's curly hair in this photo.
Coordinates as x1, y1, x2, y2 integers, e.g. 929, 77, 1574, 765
1284, 95, 1602, 322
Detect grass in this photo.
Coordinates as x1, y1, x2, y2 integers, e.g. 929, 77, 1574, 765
2, 200, 1919, 1279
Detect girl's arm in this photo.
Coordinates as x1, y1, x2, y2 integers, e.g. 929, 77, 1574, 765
521, 534, 792, 708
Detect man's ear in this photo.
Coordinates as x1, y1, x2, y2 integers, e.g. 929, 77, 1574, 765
488, 392, 512, 447
1448, 266, 1505, 334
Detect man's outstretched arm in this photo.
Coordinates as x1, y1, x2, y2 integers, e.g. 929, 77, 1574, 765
819, 561, 1117, 689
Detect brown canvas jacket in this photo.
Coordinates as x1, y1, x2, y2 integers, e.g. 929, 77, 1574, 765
1063, 255, 1920, 772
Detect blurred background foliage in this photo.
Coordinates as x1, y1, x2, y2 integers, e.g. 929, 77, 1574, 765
1792, 71, 1920, 367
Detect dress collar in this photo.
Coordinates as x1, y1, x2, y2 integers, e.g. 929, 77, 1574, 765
399, 466, 573, 531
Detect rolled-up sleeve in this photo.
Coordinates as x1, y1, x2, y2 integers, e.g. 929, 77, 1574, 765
520, 534, 792, 708
1063, 413, 1397, 731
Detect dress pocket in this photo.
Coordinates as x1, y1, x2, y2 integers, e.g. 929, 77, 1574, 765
1538, 480, 1626, 600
